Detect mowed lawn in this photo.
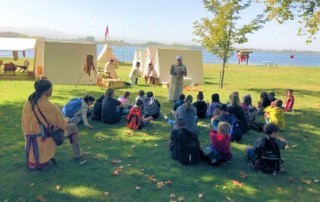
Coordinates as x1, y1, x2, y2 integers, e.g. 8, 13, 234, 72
0, 61, 320, 202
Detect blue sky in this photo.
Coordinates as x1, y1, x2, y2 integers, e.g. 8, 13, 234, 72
0, 0, 319, 51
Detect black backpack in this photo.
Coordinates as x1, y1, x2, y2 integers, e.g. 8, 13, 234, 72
177, 128, 200, 165
228, 115, 243, 141
254, 137, 283, 174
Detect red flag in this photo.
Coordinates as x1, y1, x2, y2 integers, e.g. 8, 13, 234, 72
105, 26, 109, 42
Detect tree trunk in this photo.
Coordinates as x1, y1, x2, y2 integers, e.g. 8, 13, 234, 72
219, 57, 227, 88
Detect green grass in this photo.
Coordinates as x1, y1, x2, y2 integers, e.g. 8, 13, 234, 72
1, 61, 320, 202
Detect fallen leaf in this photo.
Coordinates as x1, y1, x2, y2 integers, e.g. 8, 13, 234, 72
147, 175, 157, 182
223, 186, 228, 190
154, 131, 159, 135
297, 186, 304, 191
301, 177, 312, 185
113, 166, 123, 176
165, 180, 173, 185
126, 131, 134, 137
156, 181, 165, 188
112, 159, 122, 164
290, 144, 298, 148
135, 186, 141, 191
314, 179, 319, 183
177, 196, 185, 201
131, 145, 136, 148
231, 180, 244, 187
36, 195, 47, 202
170, 193, 176, 198
30, 183, 35, 186
240, 171, 247, 179
55, 185, 62, 191
198, 192, 204, 198
143, 133, 149, 136
288, 176, 294, 181
104, 191, 110, 196
127, 164, 132, 167
277, 187, 283, 191
226, 196, 233, 202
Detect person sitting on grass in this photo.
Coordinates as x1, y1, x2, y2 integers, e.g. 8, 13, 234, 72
127, 99, 153, 129
268, 91, 277, 102
143, 91, 161, 119
169, 118, 200, 161
101, 88, 126, 124
228, 94, 249, 133
257, 91, 271, 114
171, 93, 185, 116
284, 89, 295, 112
118, 91, 132, 115
22, 79, 86, 171
193, 91, 207, 119
92, 95, 104, 121
241, 94, 264, 132
210, 104, 230, 130
246, 123, 287, 162
66, 94, 95, 129
135, 90, 146, 109
202, 122, 233, 165
209, 93, 222, 118
263, 100, 285, 130
163, 95, 198, 134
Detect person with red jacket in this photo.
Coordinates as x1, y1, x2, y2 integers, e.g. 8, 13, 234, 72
285, 89, 295, 112
202, 122, 232, 165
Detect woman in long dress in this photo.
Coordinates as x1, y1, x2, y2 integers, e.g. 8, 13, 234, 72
168, 56, 187, 101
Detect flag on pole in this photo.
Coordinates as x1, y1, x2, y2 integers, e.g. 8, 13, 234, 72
105, 26, 109, 42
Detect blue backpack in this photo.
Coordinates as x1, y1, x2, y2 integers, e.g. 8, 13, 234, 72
62, 98, 82, 118
228, 115, 243, 141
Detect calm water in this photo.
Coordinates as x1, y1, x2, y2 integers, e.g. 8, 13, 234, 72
1, 45, 319, 67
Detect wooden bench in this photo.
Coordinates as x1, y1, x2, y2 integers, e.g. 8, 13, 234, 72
262, 61, 277, 67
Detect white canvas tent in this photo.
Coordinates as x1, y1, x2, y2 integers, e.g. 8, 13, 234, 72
131, 49, 147, 72
34, 40, 97, 85
153, 47, 204, 84
0, 38, 36, 50
97, 44, 118, 65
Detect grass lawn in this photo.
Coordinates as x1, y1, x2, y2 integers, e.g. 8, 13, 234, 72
0, 61, 320, 202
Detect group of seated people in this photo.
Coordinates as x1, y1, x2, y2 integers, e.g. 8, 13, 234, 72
168, 89, 294, 170
23, 79, 294, 173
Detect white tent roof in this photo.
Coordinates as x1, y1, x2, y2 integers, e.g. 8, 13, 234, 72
0, 37, 36, 50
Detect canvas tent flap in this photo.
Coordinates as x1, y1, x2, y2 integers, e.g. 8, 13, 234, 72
155, 48, 204, 85
0, 37, 36, 50
35, 41, 97, 85
97, 44, 118, 64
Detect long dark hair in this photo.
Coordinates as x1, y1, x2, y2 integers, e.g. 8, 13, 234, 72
184, 95, 193, 110
28, 79, 52, 110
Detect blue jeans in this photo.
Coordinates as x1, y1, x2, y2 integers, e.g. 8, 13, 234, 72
167, 116, 198, 128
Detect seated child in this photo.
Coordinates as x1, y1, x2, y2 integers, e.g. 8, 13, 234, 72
143, 91, 161, 119
193, 91, 207, 119
127, 99, 153, 129
170, 118, 200, 161
246, 123, 287, 162
135, 90, 145, 110
171, 93, 185, 116
284, 89, 295, 112
92, 95, 104, 121
263, 100, 285, 130
63, 94, 95, 128
257, 91, 271, 115
268, 92, 277, 102
117, 91, 132, 115
202, 122, 232, 165
209, 93, 222, 118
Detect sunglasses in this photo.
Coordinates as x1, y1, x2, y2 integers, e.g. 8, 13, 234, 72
177, 59, 181, 61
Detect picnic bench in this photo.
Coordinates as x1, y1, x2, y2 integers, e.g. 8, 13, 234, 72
262, 61, 277, 66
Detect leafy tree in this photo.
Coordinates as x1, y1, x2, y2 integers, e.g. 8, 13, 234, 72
259, 0, 320, 43
193, 0, 265, 88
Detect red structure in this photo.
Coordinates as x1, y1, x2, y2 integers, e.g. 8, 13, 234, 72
237, 49, 252, 65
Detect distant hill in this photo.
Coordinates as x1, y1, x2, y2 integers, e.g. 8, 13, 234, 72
0, 31, 45, 40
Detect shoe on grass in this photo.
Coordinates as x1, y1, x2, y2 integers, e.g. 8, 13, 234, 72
161, 112, 169, 121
